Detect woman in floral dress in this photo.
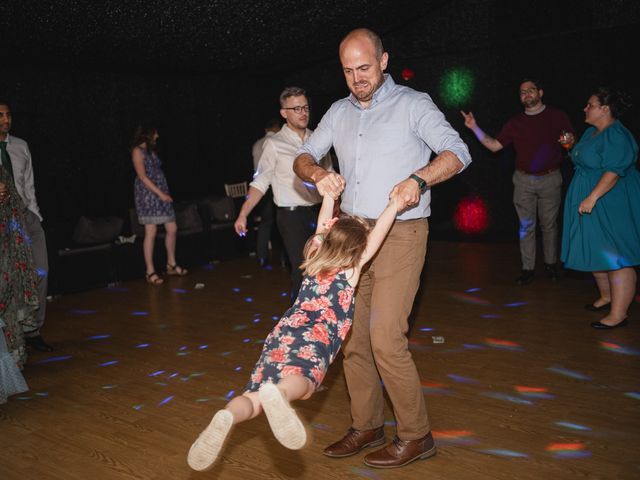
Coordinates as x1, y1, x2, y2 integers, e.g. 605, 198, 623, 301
0, 165, 39, 403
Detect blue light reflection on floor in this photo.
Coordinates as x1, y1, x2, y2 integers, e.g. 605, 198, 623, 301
547, 366, 592, 381
480, 449, 529, 458
33, 355, 73, 364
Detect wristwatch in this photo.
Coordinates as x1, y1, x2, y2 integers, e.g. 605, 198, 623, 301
409, 174, 427, 194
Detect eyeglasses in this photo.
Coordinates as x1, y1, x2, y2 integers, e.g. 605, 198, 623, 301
282, 105, 310, 114
519, 88, 538, 96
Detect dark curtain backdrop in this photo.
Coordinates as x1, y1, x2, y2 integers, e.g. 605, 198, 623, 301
1, 0, 638, 241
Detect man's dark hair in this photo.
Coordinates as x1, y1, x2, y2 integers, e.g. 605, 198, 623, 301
519, 78, 543, 90
279, 87, 306, 107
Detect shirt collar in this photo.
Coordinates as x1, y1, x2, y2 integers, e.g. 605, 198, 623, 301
281, 123, 309, 142
348, 73, 396, 109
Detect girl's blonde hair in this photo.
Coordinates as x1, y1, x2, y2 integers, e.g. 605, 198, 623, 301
301, 215, 371, 276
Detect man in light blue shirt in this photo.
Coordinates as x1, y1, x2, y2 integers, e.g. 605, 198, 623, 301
294, 28, 471, 469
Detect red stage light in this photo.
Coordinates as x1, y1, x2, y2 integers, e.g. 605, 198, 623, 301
454, 196, 489, 234
401, 68, 414, 81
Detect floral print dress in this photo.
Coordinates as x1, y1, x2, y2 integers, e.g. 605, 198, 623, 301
1, 166, 38, 403
245, 270, 355, 392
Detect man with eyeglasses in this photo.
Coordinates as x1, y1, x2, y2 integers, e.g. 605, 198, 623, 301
235, 87, 332, 300
294, 29, 471, 469
461, 78, 574, 285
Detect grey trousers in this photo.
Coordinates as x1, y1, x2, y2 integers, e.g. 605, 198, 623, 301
512, 170, 562, 270
23, 210, 48, 337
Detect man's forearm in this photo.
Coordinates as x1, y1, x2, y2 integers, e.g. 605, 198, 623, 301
415, 150, 465, 187
293, 153, 325, 183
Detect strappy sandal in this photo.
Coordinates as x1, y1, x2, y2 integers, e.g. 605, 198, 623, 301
166, 264, 188, 276
146, 272, 164, 285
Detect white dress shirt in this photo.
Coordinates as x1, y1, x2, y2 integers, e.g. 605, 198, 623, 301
6, 134, 42, 220
251, 124, 332, 208
252, 130, 276, 171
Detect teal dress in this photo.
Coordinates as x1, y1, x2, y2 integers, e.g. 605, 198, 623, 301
561, 121, 640, 271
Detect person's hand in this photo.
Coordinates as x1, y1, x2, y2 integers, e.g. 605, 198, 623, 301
314, 171, 345, 200
460, 110, 477, 130
158, 192, 173, 203
558, 131, 576, 149
388, 191, 401, 212
578, 196, 597, 214
390, 177, 421, 211
0, 182, 9, 204
234, 215, 248, 237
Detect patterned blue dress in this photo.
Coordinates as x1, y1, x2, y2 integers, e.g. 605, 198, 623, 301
245, 270, 355, 392
561, 121, 640, 271
134, 148, 175, 224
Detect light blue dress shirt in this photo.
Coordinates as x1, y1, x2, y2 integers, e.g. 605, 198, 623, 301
298, 75, 471, 220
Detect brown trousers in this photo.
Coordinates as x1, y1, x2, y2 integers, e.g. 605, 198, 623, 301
342, 218, 430, 440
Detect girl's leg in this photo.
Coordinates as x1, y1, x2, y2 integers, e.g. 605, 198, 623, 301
598, 267, 637, 326
188, 392, 261, 472
143, 224, 157, 275
164, 221, 178, 267
592, 271, 611, 307
259, 376, 314, 450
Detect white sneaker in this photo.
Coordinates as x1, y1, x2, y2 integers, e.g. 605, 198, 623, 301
187, 409, 234, 471
259, 383, 307, 450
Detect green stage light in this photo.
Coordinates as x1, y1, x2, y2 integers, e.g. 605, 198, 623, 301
439, 67, 474, 108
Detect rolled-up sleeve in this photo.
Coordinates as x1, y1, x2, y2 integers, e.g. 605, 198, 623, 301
250, 138, 276, 193
411, 94, 472, 172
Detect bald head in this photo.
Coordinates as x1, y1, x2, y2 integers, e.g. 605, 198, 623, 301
338, 28, 388, 107
339, 28, 384, 60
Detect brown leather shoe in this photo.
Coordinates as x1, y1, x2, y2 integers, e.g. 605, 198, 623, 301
323, 427, 385, 458
363, 432, 436, 469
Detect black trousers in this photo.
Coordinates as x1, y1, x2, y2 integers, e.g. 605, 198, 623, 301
276, 205, 319, 300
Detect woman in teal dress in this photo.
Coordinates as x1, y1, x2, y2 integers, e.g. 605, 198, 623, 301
561, 87, 640, 329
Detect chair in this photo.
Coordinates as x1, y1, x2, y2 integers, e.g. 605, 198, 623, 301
224, 181, 248, 198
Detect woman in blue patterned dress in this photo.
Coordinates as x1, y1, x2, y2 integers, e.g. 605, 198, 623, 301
561, 87, 640, 329
131, 126, 187, 285
188, 192, 401, 471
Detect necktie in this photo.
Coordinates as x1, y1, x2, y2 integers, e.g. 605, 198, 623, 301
0, 141, 14, 179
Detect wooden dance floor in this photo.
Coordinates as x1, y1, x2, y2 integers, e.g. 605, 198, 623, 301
1, 241, 638, 480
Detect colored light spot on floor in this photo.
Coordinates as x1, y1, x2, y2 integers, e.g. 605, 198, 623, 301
131, 311, 149, 316
465, 287, 481, 293
482, 392, 533, 405
33, 355, 73, 364
133, 404, 144, 410
85, 334, 111, 340
196, 398, 212, 403
484, 338, 523, 351
158, 395, 174, 406
98, 360, 118, 367
448, 291, 492, 306
350, 468, 381, 480
481, 314, 501, 319
504, 301, 527, 307
68, 309, 97, 315
102, 384, 118, 389
624, 392, 640, 400
172, 288, 188, 294
234, 324, 248, 331
555, 421, 591, 431
448, 374, 480, 385
548, 366, 592, 381
480, 449, 528, 458
600, 341, 640, 356
136, 343, 151, 348
149, 370, 165, 377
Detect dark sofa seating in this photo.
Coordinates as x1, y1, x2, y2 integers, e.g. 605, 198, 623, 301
46, 197, 259, 295
47, 216, 124, 294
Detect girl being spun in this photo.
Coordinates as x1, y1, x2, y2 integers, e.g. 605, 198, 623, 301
188, 192, 400, 471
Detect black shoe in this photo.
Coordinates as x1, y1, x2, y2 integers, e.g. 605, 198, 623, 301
584, 302, 611, 312
544, 263, 558, 281
25, 335, 54, 352
515, 270, 534, 285
591, 319, 628, 329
